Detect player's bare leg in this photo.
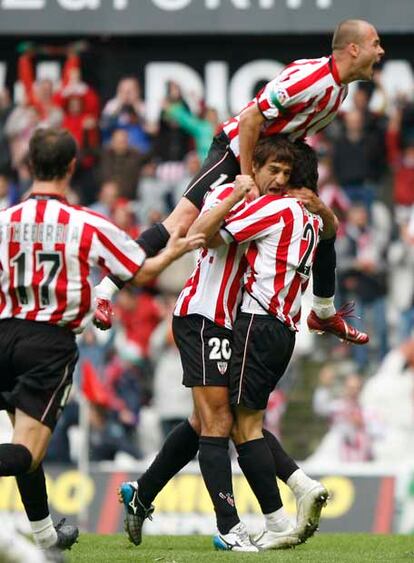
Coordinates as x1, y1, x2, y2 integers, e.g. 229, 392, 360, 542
162, 197, 200, 236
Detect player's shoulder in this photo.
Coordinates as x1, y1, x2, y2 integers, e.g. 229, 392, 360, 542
202, 183, 235, 208
0, 200, 26, 218
287, 56, 329, 68
69, 204, 117, 226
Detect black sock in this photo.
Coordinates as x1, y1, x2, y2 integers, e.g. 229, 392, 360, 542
312, 236, 336, 298
198, 436, 239, 534
16, 464, 49, 521
262, 429, 299, 483
0, 444, 32, 476
237, 438, 282, 515
137, 420, 199, 507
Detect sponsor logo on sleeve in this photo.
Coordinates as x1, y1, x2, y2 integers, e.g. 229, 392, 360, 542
270, 88, 289, 112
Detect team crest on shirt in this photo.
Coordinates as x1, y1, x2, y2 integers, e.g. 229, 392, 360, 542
217, 361, 228, 375
270, 88, 289, 109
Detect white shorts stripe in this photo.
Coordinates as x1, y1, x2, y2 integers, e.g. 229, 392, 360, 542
237, 314, 255, 405
184, 151, 230, 197
40, 362, 70, 424
200, 318, 206, 386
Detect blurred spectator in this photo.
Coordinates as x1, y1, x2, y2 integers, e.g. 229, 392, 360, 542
317, 149, 350, 238
332, 108, 386, 211
170, 151, 201, 210
53, 44, 100, 119
5, 104, 39, 179
153, 81, 191, 163
101, 76, 150, 152
386, 104, 414, 224
336, 204, 389, 370
100, 128, 145, 199
137, 160, 169, 223
0, 88, 13, 174
114, 287, 163, 362
150, 295, 192, 438
90, 180, 120, 217
17, 43, 63, 127
166, 101, 219, 161
64, 95, 100, 204
83, 360, 142, 462
311, 368, 380, 462
361, 338, 414, 462
388, 220, 414, 342
0, 174, 19, 209
112, 197, 140, 240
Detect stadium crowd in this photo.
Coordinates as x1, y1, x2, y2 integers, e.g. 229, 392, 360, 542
0, 42, 413, 465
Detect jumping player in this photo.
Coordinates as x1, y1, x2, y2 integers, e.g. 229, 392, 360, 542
93, 19, 383, 345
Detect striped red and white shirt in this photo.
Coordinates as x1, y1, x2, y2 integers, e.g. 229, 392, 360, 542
0, 193, 146, 333
174, 184, 248, 329
222, 56, 347, 158
220, 195, 323, 331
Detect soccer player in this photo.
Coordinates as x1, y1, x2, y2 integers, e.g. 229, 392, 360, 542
117, 136, 332, 551
94, 18, 382, 344
0, 128, 203, 556
187, 144, 333, 550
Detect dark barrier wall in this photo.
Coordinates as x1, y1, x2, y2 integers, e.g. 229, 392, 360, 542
1, 34, 414, 111
0, 0, 413, 35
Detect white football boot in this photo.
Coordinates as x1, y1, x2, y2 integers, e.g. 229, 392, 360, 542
294, 479, 329, 542
253, 515, 300, 550
213, 521, 259, 552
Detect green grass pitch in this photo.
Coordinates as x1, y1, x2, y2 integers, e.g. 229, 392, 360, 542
68, 534, 414, 562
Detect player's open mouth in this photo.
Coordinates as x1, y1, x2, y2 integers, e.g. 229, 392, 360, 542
268, 186, 280, 194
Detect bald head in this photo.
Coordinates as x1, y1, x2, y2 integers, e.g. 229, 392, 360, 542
332, 19, 374, 51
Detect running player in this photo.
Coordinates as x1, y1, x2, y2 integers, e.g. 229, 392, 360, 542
0, 128, 203, 556
117, 136, 332, 551
94, 18, 382, 344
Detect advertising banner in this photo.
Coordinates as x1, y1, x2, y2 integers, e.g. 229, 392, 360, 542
0, 466, 397, 534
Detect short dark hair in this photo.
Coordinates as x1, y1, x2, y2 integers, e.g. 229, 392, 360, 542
29, 128, 77, 181
253, 135, 295, 169
289, 141, 319, 193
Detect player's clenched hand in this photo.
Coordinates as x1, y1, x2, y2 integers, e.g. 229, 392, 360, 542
166, 227, 206, 258
92, 297, 114, 330
289, 187, 322, 214
234, 175, 258, 202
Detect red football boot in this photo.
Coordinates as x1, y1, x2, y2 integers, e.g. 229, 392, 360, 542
93, 298, 114, 330
307, 302, 369, 345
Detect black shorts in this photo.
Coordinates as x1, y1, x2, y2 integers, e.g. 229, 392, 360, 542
229, 313, 295, 410
0, 318, 78, 430
172, 314, 233, 387
183, 132, 240, 210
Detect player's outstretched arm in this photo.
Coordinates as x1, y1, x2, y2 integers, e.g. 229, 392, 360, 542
130, 229, 205, 287
188, 175, 255, 245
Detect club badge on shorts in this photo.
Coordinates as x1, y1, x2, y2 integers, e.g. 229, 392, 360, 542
217, 361, 228, 375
